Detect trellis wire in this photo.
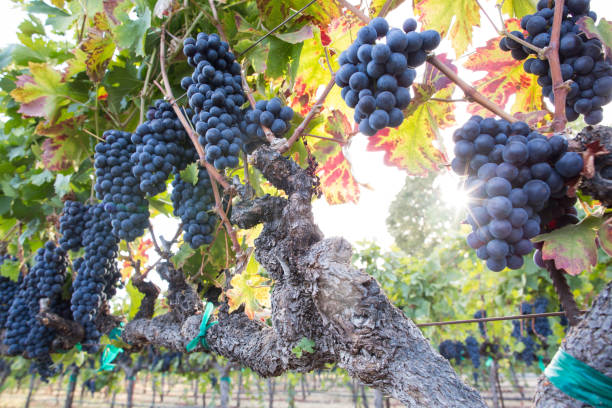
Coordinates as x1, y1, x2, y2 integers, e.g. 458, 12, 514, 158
416, 310, 588, 328
236, 0, 318, 58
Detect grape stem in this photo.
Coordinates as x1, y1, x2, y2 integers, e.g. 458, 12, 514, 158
210, 175, 242, 257
280, 76, 337, 153
491, 2, 547, 58
335, 1, 518, 123
545, 260, 581, 326
427, 55, 518, 123
545, 0, 569, 132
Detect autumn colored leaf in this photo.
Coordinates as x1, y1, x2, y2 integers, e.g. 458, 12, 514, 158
367, 54, 456, 175
78, 13, 116, 82
598, 218, 612, 257
370, 0, 406, 15
414, 0, 480, 57
121, 239, 153, 280
463, 20, 549, 123
36, 116, 89, 170
255, 0, 340, 29
533, 216, 603, 276
11, 62, 69, 120
577, 17, 612, 63
499, 0, 536, 19
317, 149, 360, 204
226, 255, 271, 319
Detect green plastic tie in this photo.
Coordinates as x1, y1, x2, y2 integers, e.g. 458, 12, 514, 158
109, 322, 125, 341
186, 302, 217, 352
544, 349, 612, 407
220, 376, 231, 384
75, 343, 82, 352
485, 356, 493, 368
69, 374, 77, 383
98, 344, 123, 372
538, 355, 546, 372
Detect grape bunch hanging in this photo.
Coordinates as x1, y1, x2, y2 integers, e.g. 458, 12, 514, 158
499, 0, 612, 124
131, 100, 197, 196
337, 17, 441, 135
451, 116, 583, 271
0, 255, 20, 329
182, 33, 246, 170
242, 98, 294, 153
94, 130, 150, 242
171, 165, 219, 249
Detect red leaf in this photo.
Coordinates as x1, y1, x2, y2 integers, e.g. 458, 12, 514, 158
317, 150, 360, 204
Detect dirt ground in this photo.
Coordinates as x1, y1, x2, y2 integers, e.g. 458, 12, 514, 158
0, 374, 537, 408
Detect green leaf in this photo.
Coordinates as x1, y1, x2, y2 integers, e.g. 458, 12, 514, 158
370, 0, 406, 15
30, 170, 54, 186
499, 0, 536, 19
172, 243, 196, 269
0, 259, 21, 282
126, 279, 145, 319
0, 197, 11, 216
0, 45, 16, 70
273, 25, 313, 44
414, 0, 481, 57
291, 337, 315, 358
27, 0, 71, 16
533, 216, 603, 276
180, 163, 198, 186
54, 173, 72, 197
112, 4, 151, 57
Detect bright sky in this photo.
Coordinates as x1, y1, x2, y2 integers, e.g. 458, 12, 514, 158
0, 1, 610, 253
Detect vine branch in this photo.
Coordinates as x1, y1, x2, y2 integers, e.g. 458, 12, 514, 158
545, 0, 568, 132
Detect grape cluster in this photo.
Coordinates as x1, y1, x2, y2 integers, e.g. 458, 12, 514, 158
94, 130, 150, 242
473, 309, 487, 337
465, 336, 481, 369
242, 98, 294, 153
337, 17, 441, 135
533, 297, 552, 337
70, 204, 120, 351
131, 100, 197, 196
171, 166, 218, 249
59, 201, 89, 251
182, 32, 246, 170
4, 242, 68, 365
0, 255, 20, 329
438, 339, 466, 365
500, 0, 612, 124
452, 116, 583, 271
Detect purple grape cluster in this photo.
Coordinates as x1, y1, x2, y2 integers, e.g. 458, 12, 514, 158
59, 201, 89, 251
0, 255, 20, 329
500, 0, 612, 124
94, 130, 150, 242
242, 98, 294, 153
465, 336, 481, 369
131, 100, 197, 196
452, 116, 583, 271
337, 17, 440, 135
438, 339, 466, 365
170, 166, 218, 249
182, 33, 246, 170
70, 204, 120, 352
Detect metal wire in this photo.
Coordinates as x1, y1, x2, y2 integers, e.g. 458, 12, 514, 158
415, 310, 587, 328
236, 0, 318, 58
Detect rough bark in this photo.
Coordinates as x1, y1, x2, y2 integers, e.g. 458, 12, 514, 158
122, 146, 486, 407
534, 280, 612, 407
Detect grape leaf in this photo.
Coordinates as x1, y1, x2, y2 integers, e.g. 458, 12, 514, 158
291, 337, 315, 358
226, 254, 270, 319
255, 0, 340, 28
577, 17, 612, 63
111, 1, 151, 57
499, 0, 536, 19
370, 0, 406, 15
598, 218, 612, 257
180, 163, 199, 186
10, 62, 69, 120
414, 0, 480, 57
78, 13, 116, 82
533, 216, 603, 276
54, 174, 72, 197
0, 259, 21, 282
463, 20, 548, 122
366, 54, 456, 175
317, 149, 360, 204
126, 278, 145, 319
